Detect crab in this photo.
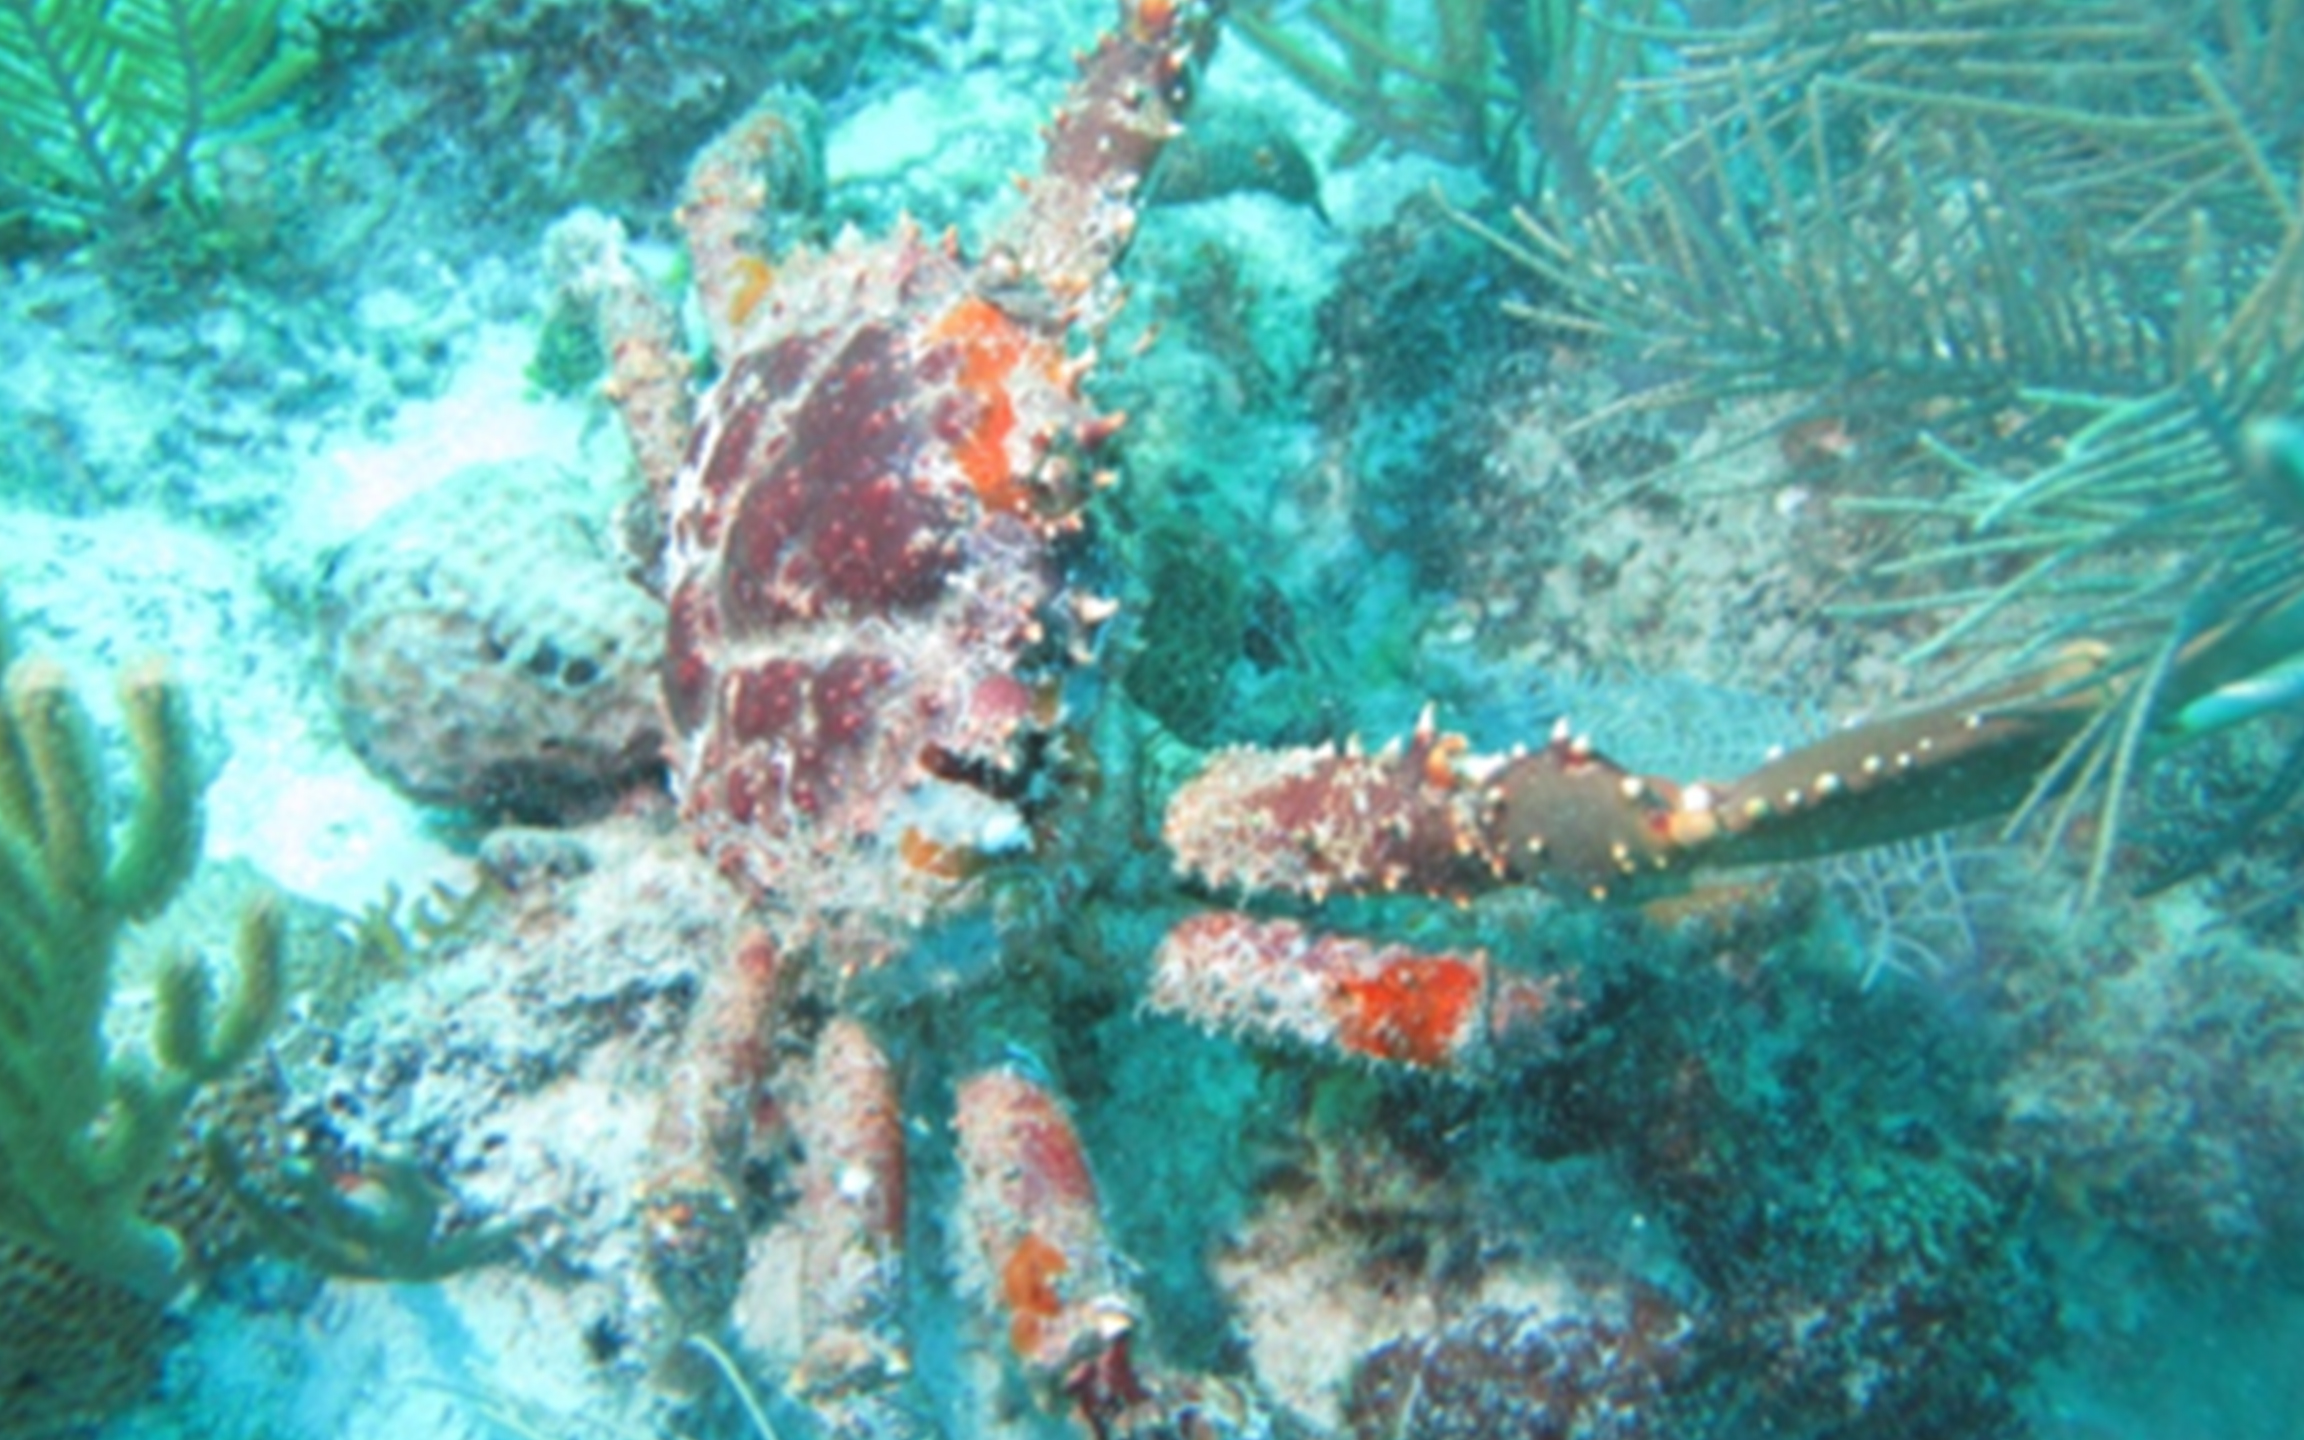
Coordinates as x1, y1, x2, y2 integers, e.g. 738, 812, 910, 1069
557, 3, 1275, 1434
550, 1, 2304, 1434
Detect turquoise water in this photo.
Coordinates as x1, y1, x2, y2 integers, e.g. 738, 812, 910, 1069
4, 3, 2303, 1438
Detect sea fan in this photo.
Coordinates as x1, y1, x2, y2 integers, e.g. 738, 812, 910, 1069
1228, 0, 1654, 202
0, 0, 310, 238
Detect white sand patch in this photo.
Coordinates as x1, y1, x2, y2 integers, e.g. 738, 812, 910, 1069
285, 321, 607, 551
205, 736, 453, 910
1, 508, 459, 911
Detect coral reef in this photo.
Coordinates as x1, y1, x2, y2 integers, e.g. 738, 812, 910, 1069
295, 0, 941, 240
1118, 521, 1251, 747
13, 4, 2304, 1440
1143, 97, 1325, 218
247, 814, 751, 1388
1997, 891, 2304, 1259
1344, 1289, 1693, 1440
205, 1132, 517, 1281
0, 1061, 286, 1440
1227, 0, 1637, 201
0, 1239, 177, 1438
537, 4, 2300, 1435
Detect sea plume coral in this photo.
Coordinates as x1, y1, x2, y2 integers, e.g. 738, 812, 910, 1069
0, 0, 311, 243
1470, 0, 2304, 899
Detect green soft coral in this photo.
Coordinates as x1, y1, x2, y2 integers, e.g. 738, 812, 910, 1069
0, 604, 281, 1299
1228, 0, 1645, 202
0, 0, 311, 237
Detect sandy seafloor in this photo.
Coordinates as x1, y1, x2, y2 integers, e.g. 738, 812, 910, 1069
5, 3, 2304, 1439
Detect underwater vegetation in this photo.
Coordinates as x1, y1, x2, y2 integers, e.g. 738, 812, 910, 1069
1229, 0, 1646, 202
1468, 0, 2304, 900
0, 596, 296, 1434
0, 597, 281, 1301
0, 0, 312, 250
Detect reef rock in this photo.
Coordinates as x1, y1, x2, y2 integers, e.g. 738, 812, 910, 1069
1345, 1288, 1695, 1440
320, 459, 663, 820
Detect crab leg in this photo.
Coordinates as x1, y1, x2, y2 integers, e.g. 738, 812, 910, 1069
678, 93, 823, 364
543, 210, 693, 501
791, 1018, 924, 1437
1151, 911, 1573, 1073
1166, 706, 1703, 906
637, 930, 781, 1369
1689, 658, 2105, 866
1166, 653, 2127, 908
953, 1072, 1274, 1439
954, 1070, 1139, 1394
984, 0, 1225, 326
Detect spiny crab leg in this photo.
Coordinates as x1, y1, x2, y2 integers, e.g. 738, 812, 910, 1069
1151, 912, 1575, 1074
1143, 665, 2120, 1079
677, 92, 823, 365
954, 1070, 1140, 1401
1705, 578, 2304, 869
1691, 652, 2111, 870
980, 0, 1225, 330
1164, 652, 2129, 912
953, 1068, 1263, 1439
637, 931, 781, 1377
1166, 572, 2304, 957
542, 210, 692, 502
790, 1019, 920, 1436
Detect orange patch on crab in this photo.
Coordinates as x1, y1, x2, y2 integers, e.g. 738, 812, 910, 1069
1420, 731, 1468, 789
1000, 1231, 1069, 1358
1332, 955, 1482, 1068
928, 295, 1040, 515
1132, 0, 1180, 37
899, 826, 987, 880
726, 255, 775, 327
